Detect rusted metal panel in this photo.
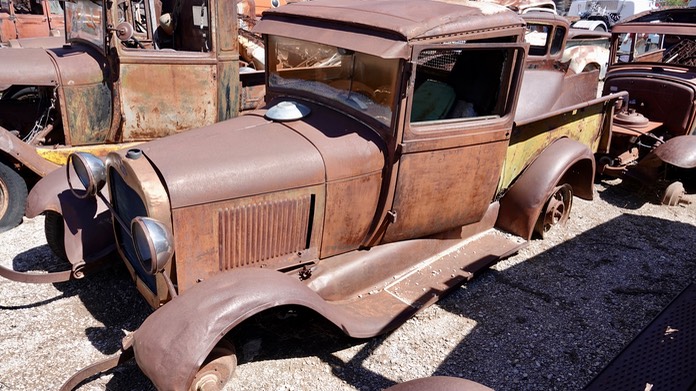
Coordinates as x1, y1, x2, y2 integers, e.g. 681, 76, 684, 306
118, 63, 217, 140
62, 83, 112, 145
255, 0, 525, 59
383, 140, 509, 243
216, 60, 240, 121
215, 0, 237, 52
135, 115, 326, 209
217, 195, 312, 269
171, 186, 325, 294
0, 47, 59, 87
320, 172, 382, 258
12, 13, 49, 39
501, 101, 606, 190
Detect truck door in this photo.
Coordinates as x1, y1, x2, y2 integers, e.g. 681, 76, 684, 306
113, 0, 235, 140
0, 0, 17, 42
382, 43, 525, 243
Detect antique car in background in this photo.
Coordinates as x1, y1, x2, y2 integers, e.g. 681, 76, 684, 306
49, 0, 625, 389
0, 0, 64, 46
0, 0, 263, 235
599, 7, 696, 205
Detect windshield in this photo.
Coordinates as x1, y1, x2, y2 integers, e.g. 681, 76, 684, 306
615, 32, 696, 67
65, 0, 104, 49
267, 35, 400, 127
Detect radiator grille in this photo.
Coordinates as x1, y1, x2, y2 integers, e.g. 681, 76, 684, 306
218, 195, 312, 269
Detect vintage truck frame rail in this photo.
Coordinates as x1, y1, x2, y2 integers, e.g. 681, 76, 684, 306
599, 7, 696, 205
32, 0, 624, 389
0, 0, 262, 235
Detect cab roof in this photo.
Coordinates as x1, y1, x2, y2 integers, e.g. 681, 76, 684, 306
255, 0, 525, 59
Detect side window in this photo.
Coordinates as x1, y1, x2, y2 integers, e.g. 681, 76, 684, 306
550, 26, 566, 55
116, 0, 212, 52
13, 0, 43, 14
0, 0, 10, 12
525, 23, 550, 56
410, 47, 511, 124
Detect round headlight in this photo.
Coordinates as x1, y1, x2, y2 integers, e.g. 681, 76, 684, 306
67, 152, 106, 199
131, 217, 174, 275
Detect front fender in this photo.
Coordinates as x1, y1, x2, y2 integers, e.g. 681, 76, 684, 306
26, 166, 115, 266
496, 138, 595, 240
132, 268, 382, 391
653, 135, 696, 169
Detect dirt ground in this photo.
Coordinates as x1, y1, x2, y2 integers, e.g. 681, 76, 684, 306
0, 178, 695, 391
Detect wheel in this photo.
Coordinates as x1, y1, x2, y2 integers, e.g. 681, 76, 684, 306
534, 184, 573, 238
189, 339, 237, 391
45, 211, 68, 260
661, 181, 685, 206
0, 162, 28, 233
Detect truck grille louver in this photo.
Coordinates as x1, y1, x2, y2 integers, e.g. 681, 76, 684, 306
217, 195, 312, 269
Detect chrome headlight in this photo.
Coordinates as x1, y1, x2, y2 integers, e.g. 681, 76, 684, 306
131, 217, 174, 275
67, 152, 106, 199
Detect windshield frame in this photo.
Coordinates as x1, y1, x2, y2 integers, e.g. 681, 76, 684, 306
64, 0, 106, 54
265, 34, 402, 130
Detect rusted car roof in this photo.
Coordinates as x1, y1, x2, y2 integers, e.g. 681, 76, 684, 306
255, 0, 524, 58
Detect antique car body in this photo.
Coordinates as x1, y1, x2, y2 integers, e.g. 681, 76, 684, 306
566, 0, 659, 32
0, 0, 64, 46
42, 0, 624, 389
0, 0, 260, 233
599, 7, 696, 205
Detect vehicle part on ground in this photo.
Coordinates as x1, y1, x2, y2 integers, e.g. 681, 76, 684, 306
384, 376, 494, 391
188, 339, 237, 391
42, 0, 623, 389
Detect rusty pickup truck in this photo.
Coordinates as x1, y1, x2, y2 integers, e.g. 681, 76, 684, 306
35, 0, 624, 389
0, 0, 261, 234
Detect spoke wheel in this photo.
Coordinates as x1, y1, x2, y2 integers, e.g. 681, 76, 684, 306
534, 184, 573, 238
189, 339, 237, 391
661, 181, 685, 206
0, 163, 28, 233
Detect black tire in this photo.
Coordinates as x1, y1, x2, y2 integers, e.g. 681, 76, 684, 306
0, 162, 28, 233
44, 210, 68, 260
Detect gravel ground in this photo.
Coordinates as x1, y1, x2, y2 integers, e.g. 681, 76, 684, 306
1, 178, 695, 391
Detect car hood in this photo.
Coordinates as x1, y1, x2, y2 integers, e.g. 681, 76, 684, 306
135, 114, 327, 209
0, 48, 59, 90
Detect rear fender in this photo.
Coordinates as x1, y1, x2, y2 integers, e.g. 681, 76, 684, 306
132, 268, 380, 391
496, 138, 595, 240
25, 166, 114, 267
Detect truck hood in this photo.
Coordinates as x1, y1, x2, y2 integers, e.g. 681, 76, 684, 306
136, 114, 327, 209
134, 102, 386, 209
0, 48, 59, 90
0, 44, 105, 91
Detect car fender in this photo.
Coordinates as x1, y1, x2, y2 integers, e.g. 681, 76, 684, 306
25, 166, 115, 267
496, 138, 595, 240
0, 126, 59, 176
653, 135, 696, 169
132, 268, 388, 391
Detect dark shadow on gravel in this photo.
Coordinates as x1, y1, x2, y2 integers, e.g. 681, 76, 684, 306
64, 214, 696, 391
595, 178, 657, 209
430, 213, 696, 390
